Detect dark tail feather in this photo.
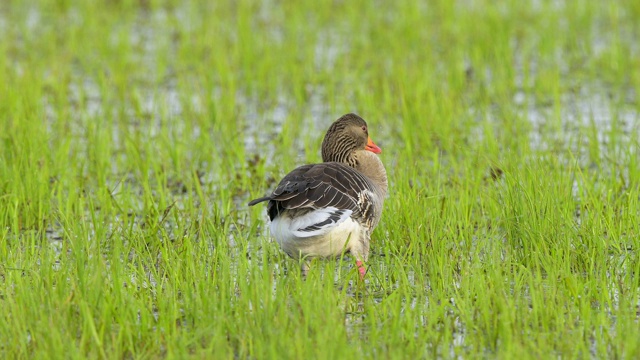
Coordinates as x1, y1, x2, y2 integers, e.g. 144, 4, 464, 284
248, 196, 271, 206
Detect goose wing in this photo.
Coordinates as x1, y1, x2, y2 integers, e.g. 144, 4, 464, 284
248, 162, 378, 235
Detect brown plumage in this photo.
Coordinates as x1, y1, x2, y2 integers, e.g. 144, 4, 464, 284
248, 113, 388, 278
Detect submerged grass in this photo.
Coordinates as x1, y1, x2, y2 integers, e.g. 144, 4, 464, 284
1, 0, 639, 358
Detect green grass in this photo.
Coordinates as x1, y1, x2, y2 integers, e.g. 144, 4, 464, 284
1, 0, 640, 358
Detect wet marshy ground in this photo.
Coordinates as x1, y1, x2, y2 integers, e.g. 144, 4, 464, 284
1, 1, 639, 358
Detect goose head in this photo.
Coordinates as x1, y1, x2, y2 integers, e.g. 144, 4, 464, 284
321, 113, 382, 163
321, 113, 387, 196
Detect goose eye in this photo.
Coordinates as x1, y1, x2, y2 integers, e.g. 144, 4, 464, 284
361, 126, 367, 132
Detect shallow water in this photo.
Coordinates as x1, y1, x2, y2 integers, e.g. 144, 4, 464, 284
3, 2, 639, 357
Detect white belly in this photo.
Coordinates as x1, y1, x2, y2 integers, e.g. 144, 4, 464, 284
270, 215, 363, 259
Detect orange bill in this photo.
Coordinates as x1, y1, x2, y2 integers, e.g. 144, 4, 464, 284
365, 137, 382, 154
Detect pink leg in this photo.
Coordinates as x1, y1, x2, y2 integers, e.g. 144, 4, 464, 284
301, 261, 310, 278
356, 260, 366, 280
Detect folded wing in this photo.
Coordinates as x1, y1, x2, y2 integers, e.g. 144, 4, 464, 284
248, 162, 379, 233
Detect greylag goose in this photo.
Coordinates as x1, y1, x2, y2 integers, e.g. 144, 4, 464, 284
248, 113, 388, 279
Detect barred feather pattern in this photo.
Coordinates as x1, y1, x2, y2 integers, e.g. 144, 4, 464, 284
248, 162, 383, 230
